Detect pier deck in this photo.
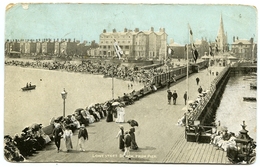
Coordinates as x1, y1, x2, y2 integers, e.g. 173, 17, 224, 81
26, 66, 229, 163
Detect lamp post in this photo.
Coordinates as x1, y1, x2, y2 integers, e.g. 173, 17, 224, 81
61, 88, 68, 117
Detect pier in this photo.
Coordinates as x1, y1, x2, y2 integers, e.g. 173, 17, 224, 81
26, 65, 232, 163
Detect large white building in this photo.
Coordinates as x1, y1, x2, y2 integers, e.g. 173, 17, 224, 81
98, 27, 167, 60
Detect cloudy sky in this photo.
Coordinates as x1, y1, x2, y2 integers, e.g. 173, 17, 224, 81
4, 3, 257, 45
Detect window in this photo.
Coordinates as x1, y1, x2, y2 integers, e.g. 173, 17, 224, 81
125, 46, 129, 49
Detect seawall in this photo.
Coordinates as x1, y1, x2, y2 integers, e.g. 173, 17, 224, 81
187, 64, 257, 125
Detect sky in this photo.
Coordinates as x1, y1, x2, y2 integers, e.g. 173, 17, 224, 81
4, 3, 257, 45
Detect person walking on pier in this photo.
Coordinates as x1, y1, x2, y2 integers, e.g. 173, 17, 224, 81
167, 90, 172, 104
196, 77, 200, 85
52, 123, 63, 153
198, 86, 203, 94
116, 125, 125, 152
183, 91, 187, 105
78, 124, 88, 152
129, 126, 138, 150
123, 131, 132, 160
172, 90, 178, 105
63, 126, 73, 152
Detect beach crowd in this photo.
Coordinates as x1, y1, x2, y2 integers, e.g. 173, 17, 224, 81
5, 59, 169, 86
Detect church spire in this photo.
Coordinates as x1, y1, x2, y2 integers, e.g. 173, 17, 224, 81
218, 14, 225, 36
217, 14, 227, 52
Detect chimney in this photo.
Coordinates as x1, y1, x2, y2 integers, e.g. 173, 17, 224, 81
103, 29, 106, 33
233, 36, 235, 42
237, 36, 239, 40
134, 28, 139, 32
151, 27, 154, 32
250, 38, 254, 44
112, 28, 116, 33
124, 28, 127, 32
162, 28, 165, 32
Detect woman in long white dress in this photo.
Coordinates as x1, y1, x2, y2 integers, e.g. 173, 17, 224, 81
117, 105, 125, 123
63, 126, 73, 152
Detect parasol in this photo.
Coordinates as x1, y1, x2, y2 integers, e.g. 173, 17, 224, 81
88, 103, 95, 108
127, 119, 139, 127
182, 106, 193, 111
75, 108, 84, 114
112, 101, 120, 106
188, 100, 194, 104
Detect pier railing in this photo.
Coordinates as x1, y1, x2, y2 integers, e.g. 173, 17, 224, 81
187, 66, 230, 121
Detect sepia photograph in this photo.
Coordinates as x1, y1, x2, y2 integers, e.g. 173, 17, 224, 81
2, 1, 258, 165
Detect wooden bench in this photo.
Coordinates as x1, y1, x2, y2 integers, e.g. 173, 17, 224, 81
186, 132, 212, 143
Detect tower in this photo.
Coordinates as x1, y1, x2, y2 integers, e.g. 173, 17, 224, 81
216, 14, 227, 52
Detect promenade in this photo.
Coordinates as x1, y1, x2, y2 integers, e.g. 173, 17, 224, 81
26, 65, 229, 163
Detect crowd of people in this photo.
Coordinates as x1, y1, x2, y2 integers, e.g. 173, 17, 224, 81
116, 121, 139, 160
5, 59, 170, 86
4, 123, 51, 161
4, 98, 139, 161
176, 77, 209, 127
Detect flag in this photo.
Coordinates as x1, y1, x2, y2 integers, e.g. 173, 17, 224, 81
209, 45, 214, 57
113, 39, 123, 59
168, 47, 174, 56
188, 24, 193, 44
192, 49, 198, 63
215, 43, 219, 52
168, 47, 172, 55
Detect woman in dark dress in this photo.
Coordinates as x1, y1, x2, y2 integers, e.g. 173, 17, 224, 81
106, 102, 113, 122
116, 126, 125, 151
129, 126, 138, 150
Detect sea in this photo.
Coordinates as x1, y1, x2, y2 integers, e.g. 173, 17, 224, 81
215, 75, 257, 140
4, 66, 144, 136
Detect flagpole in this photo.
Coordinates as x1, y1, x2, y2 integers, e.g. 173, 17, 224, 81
112, 74, 114, 99
186, 24, 190, 126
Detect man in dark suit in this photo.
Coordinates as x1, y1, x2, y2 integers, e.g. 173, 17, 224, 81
198, 86, 203, 94
196, 77, 200, 85
52, 124, 63, 153
172, 90, 178, 105
167, 90, 172, 104
183, 91, 187, 105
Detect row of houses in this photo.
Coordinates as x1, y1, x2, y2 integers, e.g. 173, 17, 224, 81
5, 38, 93, 57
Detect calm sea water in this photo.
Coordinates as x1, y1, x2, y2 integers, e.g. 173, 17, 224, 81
215, 75, 257, 140
4, 66, 143, 136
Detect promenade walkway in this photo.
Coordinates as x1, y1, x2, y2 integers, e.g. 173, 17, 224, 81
27, 65, 230, 163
